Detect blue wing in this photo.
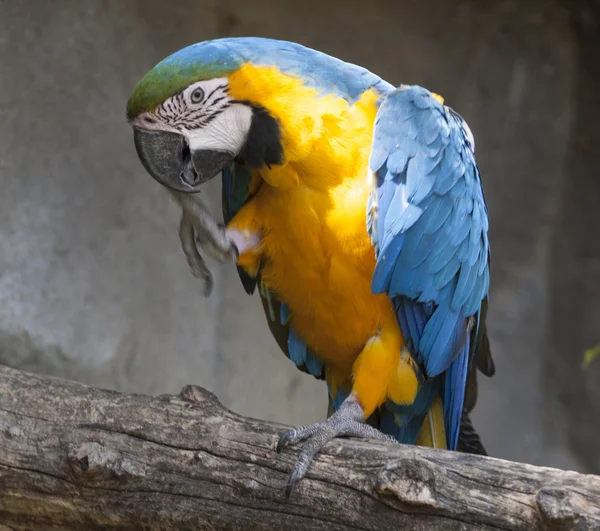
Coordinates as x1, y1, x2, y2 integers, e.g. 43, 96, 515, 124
367, 86, 490, 450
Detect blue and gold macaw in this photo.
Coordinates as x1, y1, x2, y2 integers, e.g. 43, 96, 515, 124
127, 37, 495, 496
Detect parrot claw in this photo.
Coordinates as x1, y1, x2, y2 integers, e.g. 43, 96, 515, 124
277, 394, 397, 499
178, 207, 214, 297
195, 224, 237, 264
170, 190, 240, 295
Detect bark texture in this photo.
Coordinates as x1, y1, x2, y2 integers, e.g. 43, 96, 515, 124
1, 366, 599, 530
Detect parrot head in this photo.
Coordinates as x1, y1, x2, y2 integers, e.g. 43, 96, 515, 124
127, 37, 390, 193
126, 39, 289, 192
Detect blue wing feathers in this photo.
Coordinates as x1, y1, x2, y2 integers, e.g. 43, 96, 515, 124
420, 304, 464, 376
455, 236, 471, 263
413, 91, 434, 110
384, 185, 423, 237
398, 230, 428, 269
382, 376, 440, 445
280, 302, 324, 378
304, 352, 325, 378
280, 302, 291, 325
433, 257, 461, 291
328, 384, 349, 411
435, 154, 465, 196
444, 336, 470, 449
287, 322, 324, 379
452, 261, 480, 312
406, 153, 437, 203
368, 85, 490, 449
370, 144, 389, 173
288, 328, 308, 367
466, 272, 486, 318
379, 409, 403, 441
420, 196, 454, 234
375, 177, 395, 249
426, 240, 459, 274
448, 176, 467, 199
395, 296, 431, 355
404, 230, 441, 269
480, 239, 490, 274
466, 232, 480, 267
387, 147, 410, 175
417, 275, 437, 304
448, 218, 471, 247
425, 135, 445, 159
371, 233, 405, 294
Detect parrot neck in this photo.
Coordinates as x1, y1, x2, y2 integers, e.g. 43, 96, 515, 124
227, 63, 381, 191
254, 90, 380, 192
235, 103, 284, 170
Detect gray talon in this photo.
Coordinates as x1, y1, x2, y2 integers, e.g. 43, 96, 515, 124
170, 190, 236, 288
277, 431, 292, 453
178, 206, 213, 292
278, 394, 395, 498
285, 467, 302, 499
230, 242, 240, 263
202, 273, 213, 297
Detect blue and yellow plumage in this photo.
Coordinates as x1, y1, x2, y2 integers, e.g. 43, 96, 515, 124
127, 37, 494, 491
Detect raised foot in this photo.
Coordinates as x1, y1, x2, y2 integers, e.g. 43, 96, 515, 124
276, 394, 397, 498
178, 210, 234, 297
171, 190, 259, 296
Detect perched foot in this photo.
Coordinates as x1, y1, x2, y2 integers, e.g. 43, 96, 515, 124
276, 394, 397, 498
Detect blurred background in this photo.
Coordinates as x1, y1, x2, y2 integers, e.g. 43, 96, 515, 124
1, 0, 599, 474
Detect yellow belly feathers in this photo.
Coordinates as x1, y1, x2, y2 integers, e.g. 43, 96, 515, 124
226, 64, 418, 416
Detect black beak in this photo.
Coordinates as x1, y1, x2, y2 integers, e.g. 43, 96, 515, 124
133, 128, 234, 192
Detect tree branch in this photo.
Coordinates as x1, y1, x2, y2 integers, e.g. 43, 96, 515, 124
0, 365, 599, 530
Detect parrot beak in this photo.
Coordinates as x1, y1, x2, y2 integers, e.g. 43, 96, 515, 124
133, 128, 234, 192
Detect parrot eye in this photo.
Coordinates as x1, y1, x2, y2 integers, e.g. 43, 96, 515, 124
190, 88, 205, 104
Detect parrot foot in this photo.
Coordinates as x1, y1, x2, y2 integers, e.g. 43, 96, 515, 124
173, 191, 235, 263
276, 394, 396, 499
170, 190, 237, 296
178, 212, 215, 297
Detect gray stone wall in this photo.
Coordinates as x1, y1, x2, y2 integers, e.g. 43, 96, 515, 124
1, 0, 597, 473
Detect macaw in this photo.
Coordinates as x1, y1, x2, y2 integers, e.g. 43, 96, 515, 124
126, 37, 495, 496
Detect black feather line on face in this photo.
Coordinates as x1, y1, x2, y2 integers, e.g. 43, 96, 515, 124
235, 102, 284, 169
208, 96, 226, 107
206, 83, 227, 101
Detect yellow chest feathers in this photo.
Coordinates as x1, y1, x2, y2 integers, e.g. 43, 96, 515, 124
227, 65, 396, 371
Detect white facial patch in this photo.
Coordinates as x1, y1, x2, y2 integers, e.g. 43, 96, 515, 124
131, 77, 253, 156
186, 103, 252, 154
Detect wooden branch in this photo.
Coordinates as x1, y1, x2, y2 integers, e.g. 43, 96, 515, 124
0, 366, 599, 530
